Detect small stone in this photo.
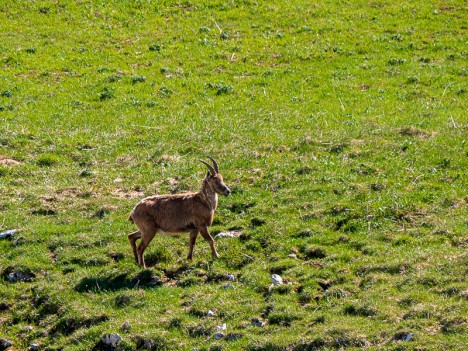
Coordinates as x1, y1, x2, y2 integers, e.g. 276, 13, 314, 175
7, 271, 35, 282
251, 318, 265, 327
215, 230, 242, 238
206, 310, 217, 317
214, 332, 224, 340
227, 274, 235, 281
271, 274, 283, 286
101, 333, 122, 348
0, 339, 12, 350
216, 323, 227, 331
287, 253, 298, 259
394, 331, 413, 342
0, 229, 17, 239
29, 343, 39, 351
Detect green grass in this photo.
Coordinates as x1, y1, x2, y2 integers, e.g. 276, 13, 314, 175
1, 1, 467, 350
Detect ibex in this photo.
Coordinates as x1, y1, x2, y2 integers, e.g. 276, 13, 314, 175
128, 157, 231, 268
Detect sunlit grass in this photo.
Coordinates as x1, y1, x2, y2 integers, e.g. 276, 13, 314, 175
1, 1, 467, 350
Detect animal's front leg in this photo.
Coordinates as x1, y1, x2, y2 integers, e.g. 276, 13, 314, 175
199, 226, 220, 258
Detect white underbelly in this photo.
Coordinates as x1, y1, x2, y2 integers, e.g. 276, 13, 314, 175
157, 229, 182, 236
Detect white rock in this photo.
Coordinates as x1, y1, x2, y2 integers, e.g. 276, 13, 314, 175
216, 323, 227, 331
404, 333, 412, 341
101, 333, 122, 348
215, 230, 242, 238
29, 343, 39, 351
227, 274, 235, 281
288, 253, 298, 259
0, 229, 17, 239
271, 274, 283, 286
206, 310, 217, 317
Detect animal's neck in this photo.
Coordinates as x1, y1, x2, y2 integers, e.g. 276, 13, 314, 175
199, 179, 218, 211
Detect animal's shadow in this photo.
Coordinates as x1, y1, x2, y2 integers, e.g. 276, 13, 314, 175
74, 269, 161, 293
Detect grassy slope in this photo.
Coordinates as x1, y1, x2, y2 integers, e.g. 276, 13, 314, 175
0, 1, 467, 350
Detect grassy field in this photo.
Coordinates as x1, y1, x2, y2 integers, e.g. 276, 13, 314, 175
0, 1, 467, 350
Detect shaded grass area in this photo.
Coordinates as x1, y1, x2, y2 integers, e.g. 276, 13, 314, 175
1, 0, 467, 350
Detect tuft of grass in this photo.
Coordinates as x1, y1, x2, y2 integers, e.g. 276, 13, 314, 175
343, 303, 377, 317
99, 87, 114, 100
149, 44, 162, 52
131, 75, 146, 84
36, 154, 60, 167
301, 245, 327, 259
206, 82, 234, 95
1, 90, 13, 97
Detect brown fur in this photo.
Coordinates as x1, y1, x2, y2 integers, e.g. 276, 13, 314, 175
128, 165, 230, 268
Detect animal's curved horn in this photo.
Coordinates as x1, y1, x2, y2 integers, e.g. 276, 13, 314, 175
207, 156, 219, 173
200, 160, 216, 175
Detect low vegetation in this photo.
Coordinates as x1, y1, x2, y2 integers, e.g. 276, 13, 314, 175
0, 1, 466, 350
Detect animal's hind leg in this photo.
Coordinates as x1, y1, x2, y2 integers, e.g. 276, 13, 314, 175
128, 231, 141, 263
136, 224, 157, 268
187, 230, 198, 260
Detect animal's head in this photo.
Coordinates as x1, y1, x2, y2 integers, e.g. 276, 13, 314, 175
201, 156, 231, 196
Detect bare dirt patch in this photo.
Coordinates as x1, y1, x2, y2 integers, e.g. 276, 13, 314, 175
111, 189, 145, 198
0, 156, 22, 166
116, 155, 136, 166
56, 188, 80, 198
398, 127, 436, 139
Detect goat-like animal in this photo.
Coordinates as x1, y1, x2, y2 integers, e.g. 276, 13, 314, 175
128, 157, 231, 268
